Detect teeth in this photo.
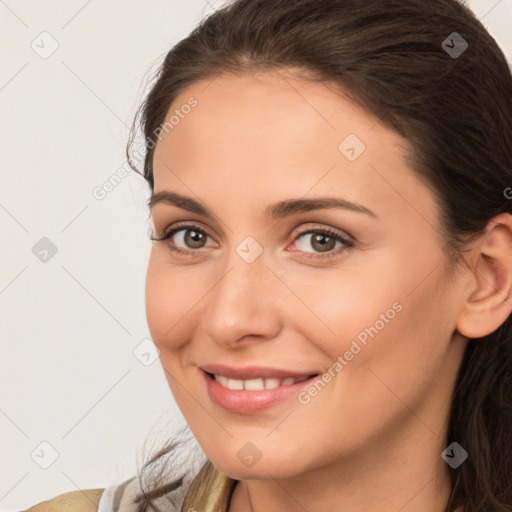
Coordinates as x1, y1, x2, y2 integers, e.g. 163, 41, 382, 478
227, 378, 244, 390
215, 374, 230, 388
213, 373, 311, 390
262, 378, 280, 389
241, 378, 263, 390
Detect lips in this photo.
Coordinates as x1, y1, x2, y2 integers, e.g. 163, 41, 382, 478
200, 366, 320, 414
199, 363, 319, 380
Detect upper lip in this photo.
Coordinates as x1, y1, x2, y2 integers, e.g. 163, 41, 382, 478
200, 363, 319, 380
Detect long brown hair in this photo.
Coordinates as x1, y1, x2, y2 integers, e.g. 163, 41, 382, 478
127, 1, 512, 510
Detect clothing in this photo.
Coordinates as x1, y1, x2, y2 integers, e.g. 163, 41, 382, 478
97, 475, 189, 512
22, 488, 104, 511
97, 476, 142, 512
23, 435, 235, 512
23, 467, 234, 512
98, 467, 234, 511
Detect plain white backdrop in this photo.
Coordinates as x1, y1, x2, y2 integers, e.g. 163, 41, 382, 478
1, 1, 511, 510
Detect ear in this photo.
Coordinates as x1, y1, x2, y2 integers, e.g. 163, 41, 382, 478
456, 213, 512, 339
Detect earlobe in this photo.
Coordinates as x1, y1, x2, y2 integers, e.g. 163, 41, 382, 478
456, 213, 512, 339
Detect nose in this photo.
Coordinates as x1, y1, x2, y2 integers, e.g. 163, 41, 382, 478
202, 249, 282, 348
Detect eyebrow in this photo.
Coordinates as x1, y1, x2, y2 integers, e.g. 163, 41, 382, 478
148, 190, 378, 220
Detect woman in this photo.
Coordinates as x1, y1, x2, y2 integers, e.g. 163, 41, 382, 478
25, 0, 512, 511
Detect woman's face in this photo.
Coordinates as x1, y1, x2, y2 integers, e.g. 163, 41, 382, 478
146, 70, 468, 479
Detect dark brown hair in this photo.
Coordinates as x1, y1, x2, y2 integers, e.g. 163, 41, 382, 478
127, 0, 512, 510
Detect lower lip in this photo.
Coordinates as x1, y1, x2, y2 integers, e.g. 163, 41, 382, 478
201, 369, 318, 414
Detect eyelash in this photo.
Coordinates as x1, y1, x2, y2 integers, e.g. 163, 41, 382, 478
149, 222, 355, 260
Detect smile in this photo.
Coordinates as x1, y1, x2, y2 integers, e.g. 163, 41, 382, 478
201, 369, 320, 414
209, 372, 314, 390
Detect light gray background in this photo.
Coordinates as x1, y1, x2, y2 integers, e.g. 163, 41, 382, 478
1, 1, 510, 510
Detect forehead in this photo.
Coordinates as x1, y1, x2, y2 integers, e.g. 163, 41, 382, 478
153, 70, 391, 172
151, 71, 438, 232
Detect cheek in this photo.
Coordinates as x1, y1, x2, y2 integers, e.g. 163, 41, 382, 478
145, 250, 222, 356
293, 247, 449, 380
145, 251, 196, 350
283, 255, 403, 353
145, 255, 202, 409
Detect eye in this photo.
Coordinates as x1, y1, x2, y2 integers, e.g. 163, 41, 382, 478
149, 223, 216, 256
149, 223, 355, 260
290, 227, 354, 259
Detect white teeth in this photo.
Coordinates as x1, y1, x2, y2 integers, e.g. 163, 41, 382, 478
264, 378, 280, 389
213, 373, 311, 390
227, 378, 244, 390
215, 374, 230, 388
243, 378, 265, 390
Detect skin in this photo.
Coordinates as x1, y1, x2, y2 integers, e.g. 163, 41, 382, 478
146, 70, 512, 512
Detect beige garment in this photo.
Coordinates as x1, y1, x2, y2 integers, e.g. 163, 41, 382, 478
23, 488, 104, 512
21, 472, 235, 512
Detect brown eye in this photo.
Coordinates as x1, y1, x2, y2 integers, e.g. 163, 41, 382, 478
149, 223, 215, 256
292, 228, 354, 259
310, 233, 337, 253
182, 228, 207, 249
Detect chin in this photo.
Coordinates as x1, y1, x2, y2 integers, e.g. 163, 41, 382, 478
211, 454, 306, 481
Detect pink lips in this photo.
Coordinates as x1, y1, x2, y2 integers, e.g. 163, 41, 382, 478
199, 363, 319, 414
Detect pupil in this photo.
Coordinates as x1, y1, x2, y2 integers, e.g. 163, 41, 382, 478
186, 230, 204, 248
313, 233, 335, 252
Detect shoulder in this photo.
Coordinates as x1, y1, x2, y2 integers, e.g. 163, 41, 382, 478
23, 488, 104, 512
21, 474, 143, 512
